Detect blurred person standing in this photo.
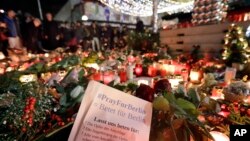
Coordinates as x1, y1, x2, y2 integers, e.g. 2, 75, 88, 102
75, 21, 84, 44
0, 21, 8, 56
42, 12, 59, 51
3, 9, 22, 49
81, 23, 91, 50
61, 22, 72, 47
89, 22, 100, 51
135, 17, 144, 33
25, 18, 42, 53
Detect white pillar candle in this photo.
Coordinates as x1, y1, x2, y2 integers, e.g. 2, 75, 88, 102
126, 64, 134, 80
209, 131, 229, 141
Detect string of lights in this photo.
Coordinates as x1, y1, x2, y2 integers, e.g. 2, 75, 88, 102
99, 0, 194, 17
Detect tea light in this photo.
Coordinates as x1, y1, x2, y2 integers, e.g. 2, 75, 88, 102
209, 131, 229, 141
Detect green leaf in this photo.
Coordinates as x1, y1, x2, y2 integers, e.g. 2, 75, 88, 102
59, 94, 67, 106
163, 92, 176, 104
54, 82, 65, 94
127, 83, 138, 92
176, 98, 196, 111
108, 80, 115, 87
113, 85, 127, 91
187, 88, 200, 107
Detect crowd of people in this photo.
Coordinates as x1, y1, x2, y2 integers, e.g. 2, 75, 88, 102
0, 9, 143, 57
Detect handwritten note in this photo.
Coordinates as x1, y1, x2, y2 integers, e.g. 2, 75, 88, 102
68, 80, 152, 141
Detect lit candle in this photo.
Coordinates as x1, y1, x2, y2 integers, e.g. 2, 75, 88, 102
6, 67, 14, 72
44, 53, 49, 58
224, 67, 236, 84
126, 64, 134, 80
243, 96, 250, 104
148, 64, 157, 77
211, 86, 224, 100
41, 72, 52, 82
168, 64, 175, 75
0, 67, 5, 74
160, 64, 167, 77
246, 81, 250, 89
19, 74, 38, 83
181, 69, 189, 82
168, 75, 183, 89
0, 52, 5, 60
137, 80, 149, 86
189, 69, 202, 83
218, 111, 230, 118
174, 62, 186, 75
103, 71, 114, 84
209, 131, 229, 141
161, 63, 175, 76
134, 64, 143, 77
92, 71, 102, 81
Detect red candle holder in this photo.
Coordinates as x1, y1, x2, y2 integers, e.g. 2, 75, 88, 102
103, 71, 115, 84
92, 71, 102, 81
119, 69, 127, 83
134, 64, 143, 77
148, 65, 157, 77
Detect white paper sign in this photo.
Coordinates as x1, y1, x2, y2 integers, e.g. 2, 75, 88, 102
68, 80, 152, 141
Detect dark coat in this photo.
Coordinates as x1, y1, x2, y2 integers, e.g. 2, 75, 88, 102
26, 22, 42, 53
42, 20, 59, 50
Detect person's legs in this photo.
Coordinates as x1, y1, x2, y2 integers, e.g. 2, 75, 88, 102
92, 38, 96, 51
8, 37, 16, 49
16, 37, 22, 49
93, 37, 100, 51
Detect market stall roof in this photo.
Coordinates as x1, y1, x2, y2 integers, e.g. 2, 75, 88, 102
99, 0, 194, 17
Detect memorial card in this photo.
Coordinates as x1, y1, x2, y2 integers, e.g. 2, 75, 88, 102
68, 80, 152, 141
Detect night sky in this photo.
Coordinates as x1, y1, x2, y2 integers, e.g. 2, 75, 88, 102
0, 0, 68, 17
